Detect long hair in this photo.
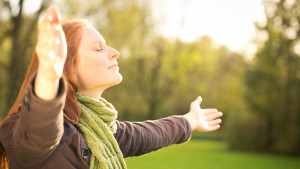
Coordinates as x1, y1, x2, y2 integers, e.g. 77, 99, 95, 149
0, 19, 89, 169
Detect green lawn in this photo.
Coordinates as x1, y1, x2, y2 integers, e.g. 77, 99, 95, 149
125, 140, 300, 169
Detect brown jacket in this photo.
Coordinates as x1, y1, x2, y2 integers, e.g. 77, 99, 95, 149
0, 75, 191, 169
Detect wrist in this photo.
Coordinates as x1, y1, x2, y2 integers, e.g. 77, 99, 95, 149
37, 65, 61, 82
183, 113, 196, 131
35, 69, 60, 100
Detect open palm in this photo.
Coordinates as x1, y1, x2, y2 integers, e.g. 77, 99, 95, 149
35, 6, 67, 81
184, 97, 222, 132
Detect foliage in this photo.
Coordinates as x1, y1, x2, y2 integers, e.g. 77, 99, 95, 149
226, 0, 300, 155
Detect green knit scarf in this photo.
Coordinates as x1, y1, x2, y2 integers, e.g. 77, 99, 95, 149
75, 93, 127, 169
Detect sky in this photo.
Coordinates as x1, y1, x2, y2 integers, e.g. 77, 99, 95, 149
151, 0, 266, 54
20, 0, 266, 54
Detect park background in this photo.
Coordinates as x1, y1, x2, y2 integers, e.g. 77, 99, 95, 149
0, 0, 299, 168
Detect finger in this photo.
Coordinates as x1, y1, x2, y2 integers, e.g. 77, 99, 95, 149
37, 36, 60, 60
48, 6, 61, 24
38, 29, 61, 49
38, 12, 53, 32
38, 6, 61, 32
206, 112, 223, 120
207, 125, 220, 131
38, 24, 60, 44
47, 37, 61, 55
54, 29, 67, 61
196, 96, 202, 105
203, 108, 218, 115
190, 96, 202, 108
208, 119, 222, 126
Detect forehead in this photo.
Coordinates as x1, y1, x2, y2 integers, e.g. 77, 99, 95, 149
81, 26, 106, 45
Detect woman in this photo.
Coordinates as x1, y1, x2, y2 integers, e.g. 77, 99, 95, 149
0, 6, 222, 169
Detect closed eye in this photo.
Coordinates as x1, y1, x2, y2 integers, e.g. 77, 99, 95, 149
96, 44, 103, 51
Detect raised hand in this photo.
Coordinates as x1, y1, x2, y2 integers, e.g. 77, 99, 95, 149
34, 6, 67, 100
184, 96, 223, 132
36, 6, 67, 81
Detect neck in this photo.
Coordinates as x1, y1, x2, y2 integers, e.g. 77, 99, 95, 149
77, 89, 104, 100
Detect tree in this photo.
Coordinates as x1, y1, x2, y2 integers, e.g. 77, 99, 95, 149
230, 0, 300, 155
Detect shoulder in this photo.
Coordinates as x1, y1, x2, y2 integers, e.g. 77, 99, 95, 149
1, 115, 89, 168
0, 114, 78, 147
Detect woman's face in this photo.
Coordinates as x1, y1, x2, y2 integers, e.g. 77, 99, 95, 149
75, 26, 122, 98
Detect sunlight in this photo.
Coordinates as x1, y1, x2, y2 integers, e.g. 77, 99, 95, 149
22, 0, 266, 53
151, 0, 266, 52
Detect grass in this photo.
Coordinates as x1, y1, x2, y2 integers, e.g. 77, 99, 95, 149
125, 140, 300, 169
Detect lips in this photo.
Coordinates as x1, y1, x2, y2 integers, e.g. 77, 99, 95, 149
108, 63, 118, 69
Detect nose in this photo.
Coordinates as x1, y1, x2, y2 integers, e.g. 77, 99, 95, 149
110, 47, 120, 60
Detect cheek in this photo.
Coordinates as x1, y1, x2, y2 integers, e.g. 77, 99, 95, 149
88, 58, 107, 75
79, 54, 107, 74
75, 56, 109, 88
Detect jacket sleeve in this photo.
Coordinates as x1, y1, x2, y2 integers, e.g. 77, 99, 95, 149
114, 116, 192, 157
13, 73, 67, 168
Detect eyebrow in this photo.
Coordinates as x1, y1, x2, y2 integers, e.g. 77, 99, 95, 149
89, 40, 106, 47
101, 39, 106, 44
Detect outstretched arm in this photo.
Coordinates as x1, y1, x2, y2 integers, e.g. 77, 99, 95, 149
115, 96, 222, 157
115, 116, 191, 157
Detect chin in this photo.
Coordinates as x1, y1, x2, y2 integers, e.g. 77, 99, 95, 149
116, 73, 123, 84
104, 73, 123, 90
112, 73, 123, 86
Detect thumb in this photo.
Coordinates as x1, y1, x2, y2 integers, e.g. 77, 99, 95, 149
196, 96, 202, 105
190, 96, 202, 110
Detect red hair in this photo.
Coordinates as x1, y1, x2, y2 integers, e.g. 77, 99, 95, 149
0, 19, 89, 168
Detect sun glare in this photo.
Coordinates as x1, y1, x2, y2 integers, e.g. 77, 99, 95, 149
22, 0, 266, 54
151, 0, 266, 53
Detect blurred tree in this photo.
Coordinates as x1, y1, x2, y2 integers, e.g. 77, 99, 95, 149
164, 37, 247, 140
132, 37, 174, 119
0, 0, 51, 119
229, 0, 300, 155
